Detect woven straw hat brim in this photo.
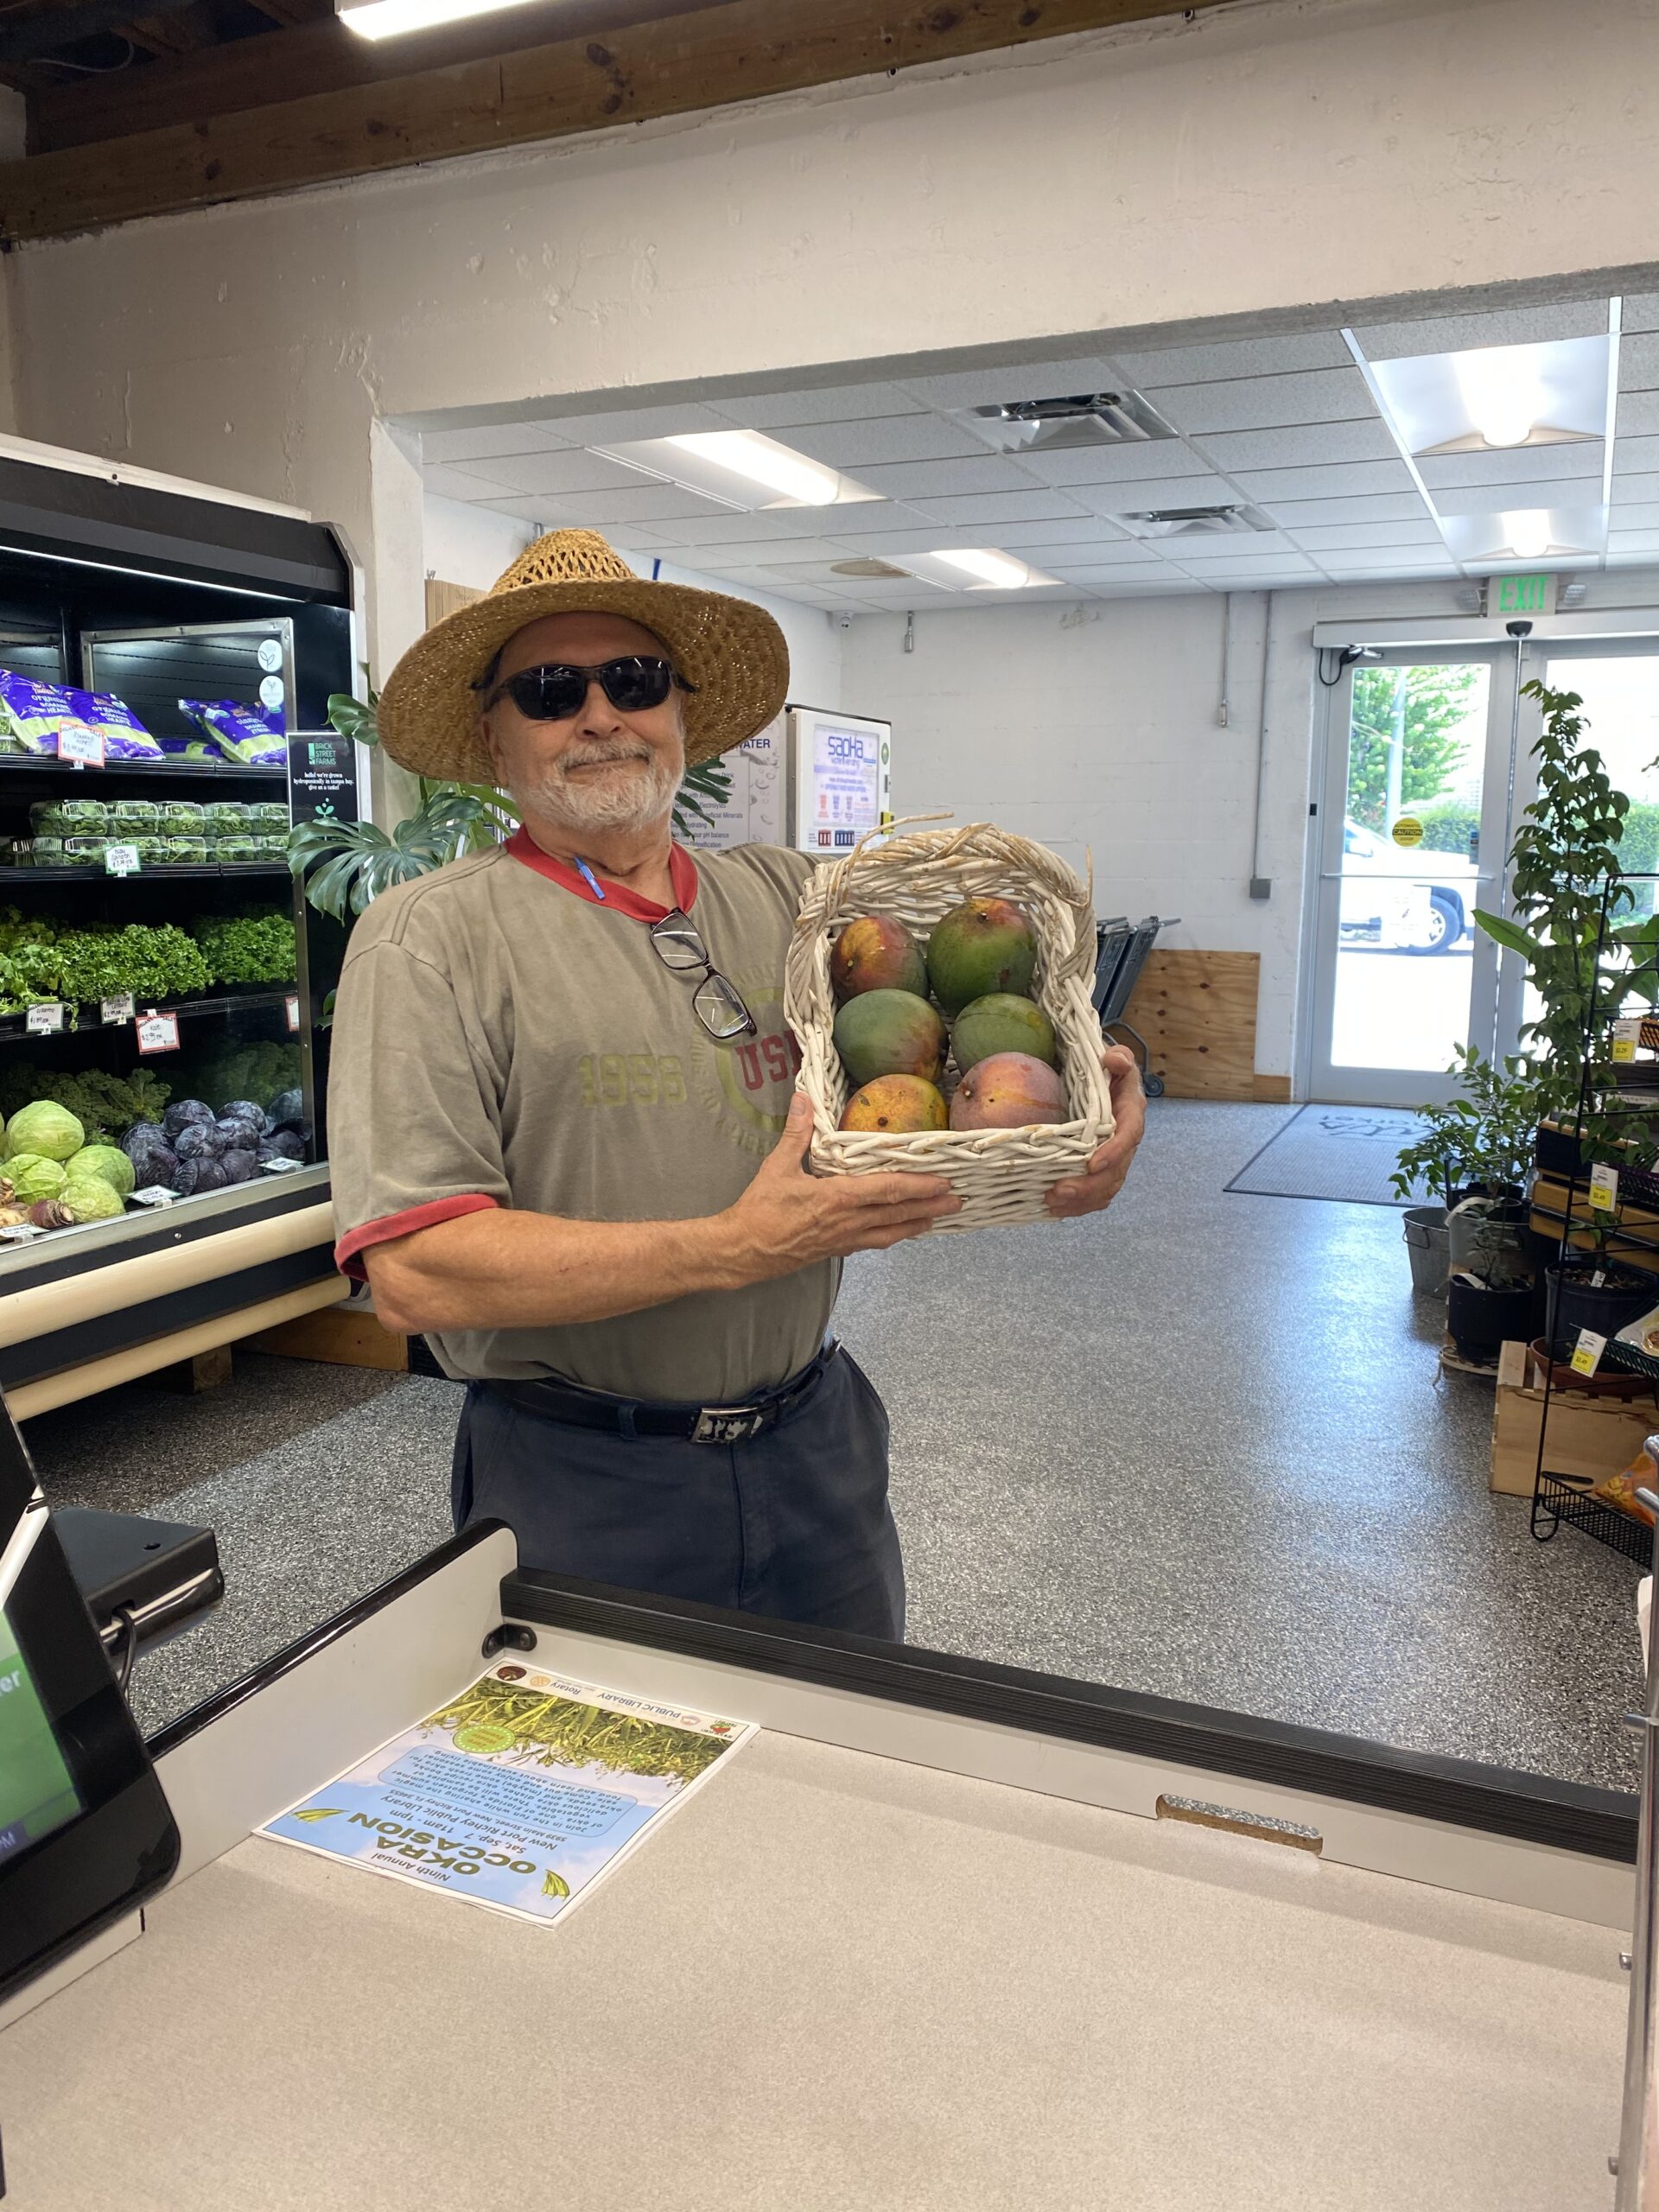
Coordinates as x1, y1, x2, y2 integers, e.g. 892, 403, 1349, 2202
377, 575, 789, 781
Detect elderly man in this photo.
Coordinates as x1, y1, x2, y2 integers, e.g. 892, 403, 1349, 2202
329, 530, 1143, 1638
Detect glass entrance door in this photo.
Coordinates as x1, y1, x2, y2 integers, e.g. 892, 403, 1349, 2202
1306, 649, 1517, 1108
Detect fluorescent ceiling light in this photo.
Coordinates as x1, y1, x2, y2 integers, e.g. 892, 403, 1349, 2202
1503, 510, 1553, 560
596, 430, 880, 511
337, 0, 543, 38
1435, 506, 1606, 568
930, 548, 1034, 588
664, 431, 840, 507
1363, 335, 1611, 457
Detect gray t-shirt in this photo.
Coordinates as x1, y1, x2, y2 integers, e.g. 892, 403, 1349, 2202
328, 831, 835, 1402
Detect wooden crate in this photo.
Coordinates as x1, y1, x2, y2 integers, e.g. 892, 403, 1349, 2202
1529, 1176, 1659, 1275
1490, 1337, 1659, 1496
244, 1301, 410, 1371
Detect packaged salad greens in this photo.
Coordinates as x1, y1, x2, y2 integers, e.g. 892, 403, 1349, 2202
178, 698, 286, 769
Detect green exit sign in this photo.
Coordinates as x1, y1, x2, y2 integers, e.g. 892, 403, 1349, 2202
1493, 573, 1551, 614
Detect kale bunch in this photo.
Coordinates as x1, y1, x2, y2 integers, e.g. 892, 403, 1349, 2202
189, 907, 297, 988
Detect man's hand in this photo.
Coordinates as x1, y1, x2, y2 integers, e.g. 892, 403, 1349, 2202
1046, 1042, 1147, 1220
723, 1093, 961, 1280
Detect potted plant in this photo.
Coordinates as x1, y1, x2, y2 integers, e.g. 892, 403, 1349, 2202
1473, 681, 1659, 1358
1392, 1045, 1542, 1301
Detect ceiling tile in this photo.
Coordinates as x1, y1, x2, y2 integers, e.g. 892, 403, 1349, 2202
1612, 474, 1659, 507
1232, 460, 1419, 500
850, 455, 1043, 499
1608, 505, 1659, 531
1153, 531, 1305, 563
423, 423, 571, 464
1623, 296, 1659, 335
676, 538, 855, 570
1192, 418, 1400, 470
1620, 391, 1659, 438
906, 490, 1094, 526
1429, 480, 1604, 517
642, 507, 874, 545
534, 485, 739, 525
1416, 442, 1604, 489
1318, 550, 1461, 571
1162, 554, 1325, 580
971, 516, 1135, 547
781, 416, 986, 469
1609, 527, 1659, 551
1039, 545, 1174, 575
708, 382, 928, 429
1013, 441, 1212, 488
1351, 301, 1611, 360
1259, 493, 1432, 526
464, 449, 668, 496
421, 461, 518, 501
1143, 368, 1376, 435
1066, 474, 1238, 516
810, 500, 952, 535
1288, 519, 1447, 549
1615, 435, 1659, 475
893, 356, 1118, 412
1108, 331, 1355, 384
529, 401, 734, 443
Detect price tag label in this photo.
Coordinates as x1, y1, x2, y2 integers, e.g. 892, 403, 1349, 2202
130, 1185, 177, 1208
99, 993, 136, 1026
1613, 1018, 1641, 1063
0, 1221, 41, 1242
25, 1001, 64, 1034
1571, 1326, 1608, 1377
260, 1155, 304, 1175
105, 842, 140, 877
57, 723, 105, 769
1590, 1162, 1620, 1213
135, 1011, 181, 1055
285, 994, 301, 1033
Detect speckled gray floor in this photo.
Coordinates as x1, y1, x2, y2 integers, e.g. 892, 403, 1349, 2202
25, 1100, 1649, 1791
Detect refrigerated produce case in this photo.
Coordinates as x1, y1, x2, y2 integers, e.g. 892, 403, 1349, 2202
0, 442, 357, 1411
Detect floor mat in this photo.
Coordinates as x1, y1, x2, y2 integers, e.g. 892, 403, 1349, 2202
1224, 1103, 1430, 1205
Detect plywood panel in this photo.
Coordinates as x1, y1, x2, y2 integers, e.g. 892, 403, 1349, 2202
245, 1301, 410, 1370
425, 579, 481, 629
1117, 949, 1259, 1101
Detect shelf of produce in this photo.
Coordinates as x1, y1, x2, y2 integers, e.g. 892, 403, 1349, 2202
0, 1165, 342, 1414
0, 759, 284, 784
0, 987, 296, 1043
0, 864, 289, 882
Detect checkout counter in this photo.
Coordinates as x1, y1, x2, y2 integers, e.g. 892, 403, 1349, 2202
0, 1395, 1653, 2209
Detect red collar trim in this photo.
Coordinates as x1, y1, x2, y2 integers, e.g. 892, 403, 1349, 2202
505, 828, 699, 920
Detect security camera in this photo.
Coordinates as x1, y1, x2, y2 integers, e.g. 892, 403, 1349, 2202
1506, 619, 1533, 638
836, 613, 853, 632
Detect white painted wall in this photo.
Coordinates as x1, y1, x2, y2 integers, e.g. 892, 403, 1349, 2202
422, 493, 535, 594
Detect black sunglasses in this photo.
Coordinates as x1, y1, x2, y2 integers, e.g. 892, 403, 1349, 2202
479, 656, 697, 723
649, 908, 757, 1041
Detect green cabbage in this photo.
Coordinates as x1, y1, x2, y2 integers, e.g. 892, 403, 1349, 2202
5, 1154, 67, 1201
4, 1099, 84, 1160
61, 1174, 125, 1224
72, 1143, 136, 1198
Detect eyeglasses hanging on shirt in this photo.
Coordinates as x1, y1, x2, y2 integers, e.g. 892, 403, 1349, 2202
649, 910, 758, 1041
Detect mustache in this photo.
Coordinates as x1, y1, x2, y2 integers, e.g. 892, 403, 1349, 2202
555, 741, 652, 774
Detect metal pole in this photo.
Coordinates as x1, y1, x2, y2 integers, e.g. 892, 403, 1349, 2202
1615, 1507, 1659, 2202
1385, 664, 1407, 829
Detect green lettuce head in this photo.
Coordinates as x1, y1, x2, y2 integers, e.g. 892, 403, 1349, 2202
61, 1174, 126, 1224
4, 1100, 85, 1161
72, 1143, 136, 1198
5, 1154, 67, 1202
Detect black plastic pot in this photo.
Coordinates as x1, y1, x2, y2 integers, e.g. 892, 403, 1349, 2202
1447, 1274, 1535, 1363
1535, 1122, 1586, 1180
1545, 1260, 1656, 1363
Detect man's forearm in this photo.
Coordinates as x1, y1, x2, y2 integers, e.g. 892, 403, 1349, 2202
364, 1204, 748, 1334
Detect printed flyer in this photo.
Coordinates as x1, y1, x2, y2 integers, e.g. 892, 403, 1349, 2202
260, 1662, 756, 1926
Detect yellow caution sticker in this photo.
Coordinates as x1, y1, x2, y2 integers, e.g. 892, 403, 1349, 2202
1390, 816, 1424, 848
1590, 1162, 1619, 1213
1614, 1017, 1641, 1063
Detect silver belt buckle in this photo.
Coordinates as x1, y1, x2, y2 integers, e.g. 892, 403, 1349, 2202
691, 1403, 766, 1444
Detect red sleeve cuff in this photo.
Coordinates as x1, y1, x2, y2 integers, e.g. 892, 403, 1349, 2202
334, 1194, 500, 1281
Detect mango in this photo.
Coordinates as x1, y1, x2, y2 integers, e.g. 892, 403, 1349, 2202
925, 897, 1039, 1015
840, 1074, 949, 1132
951, 992, 1057, 1074
950, 1052, 1068, 1131
833, 988, 946, 1088
830, 912, 927, 1003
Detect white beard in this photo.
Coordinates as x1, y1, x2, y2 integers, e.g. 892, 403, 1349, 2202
516, 739, 683, 835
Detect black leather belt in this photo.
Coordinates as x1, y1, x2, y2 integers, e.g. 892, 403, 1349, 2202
482, 1341, 839, 1445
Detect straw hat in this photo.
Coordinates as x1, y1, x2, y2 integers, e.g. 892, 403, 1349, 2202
377, 529, 790, 779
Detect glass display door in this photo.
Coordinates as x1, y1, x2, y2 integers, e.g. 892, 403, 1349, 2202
1305, 647, 1520, 1108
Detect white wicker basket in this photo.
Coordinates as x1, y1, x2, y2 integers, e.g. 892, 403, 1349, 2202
784, 822, 1114, 1232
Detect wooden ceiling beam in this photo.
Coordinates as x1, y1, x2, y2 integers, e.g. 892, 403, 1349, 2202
2, 0, 1235, 241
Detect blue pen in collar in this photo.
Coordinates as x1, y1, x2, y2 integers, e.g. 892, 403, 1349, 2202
574, 857, 607, 902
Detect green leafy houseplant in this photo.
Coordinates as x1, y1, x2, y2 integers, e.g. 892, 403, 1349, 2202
1391, 1046, 1545, 1208
290, 690, 734, 923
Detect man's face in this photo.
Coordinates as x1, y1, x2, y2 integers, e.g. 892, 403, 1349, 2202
478, 610, 687, 836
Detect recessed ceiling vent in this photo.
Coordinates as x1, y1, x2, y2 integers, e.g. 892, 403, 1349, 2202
969, 389, 1177, 453
1116, 504, 1273, 539
830, 557, 912, 578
